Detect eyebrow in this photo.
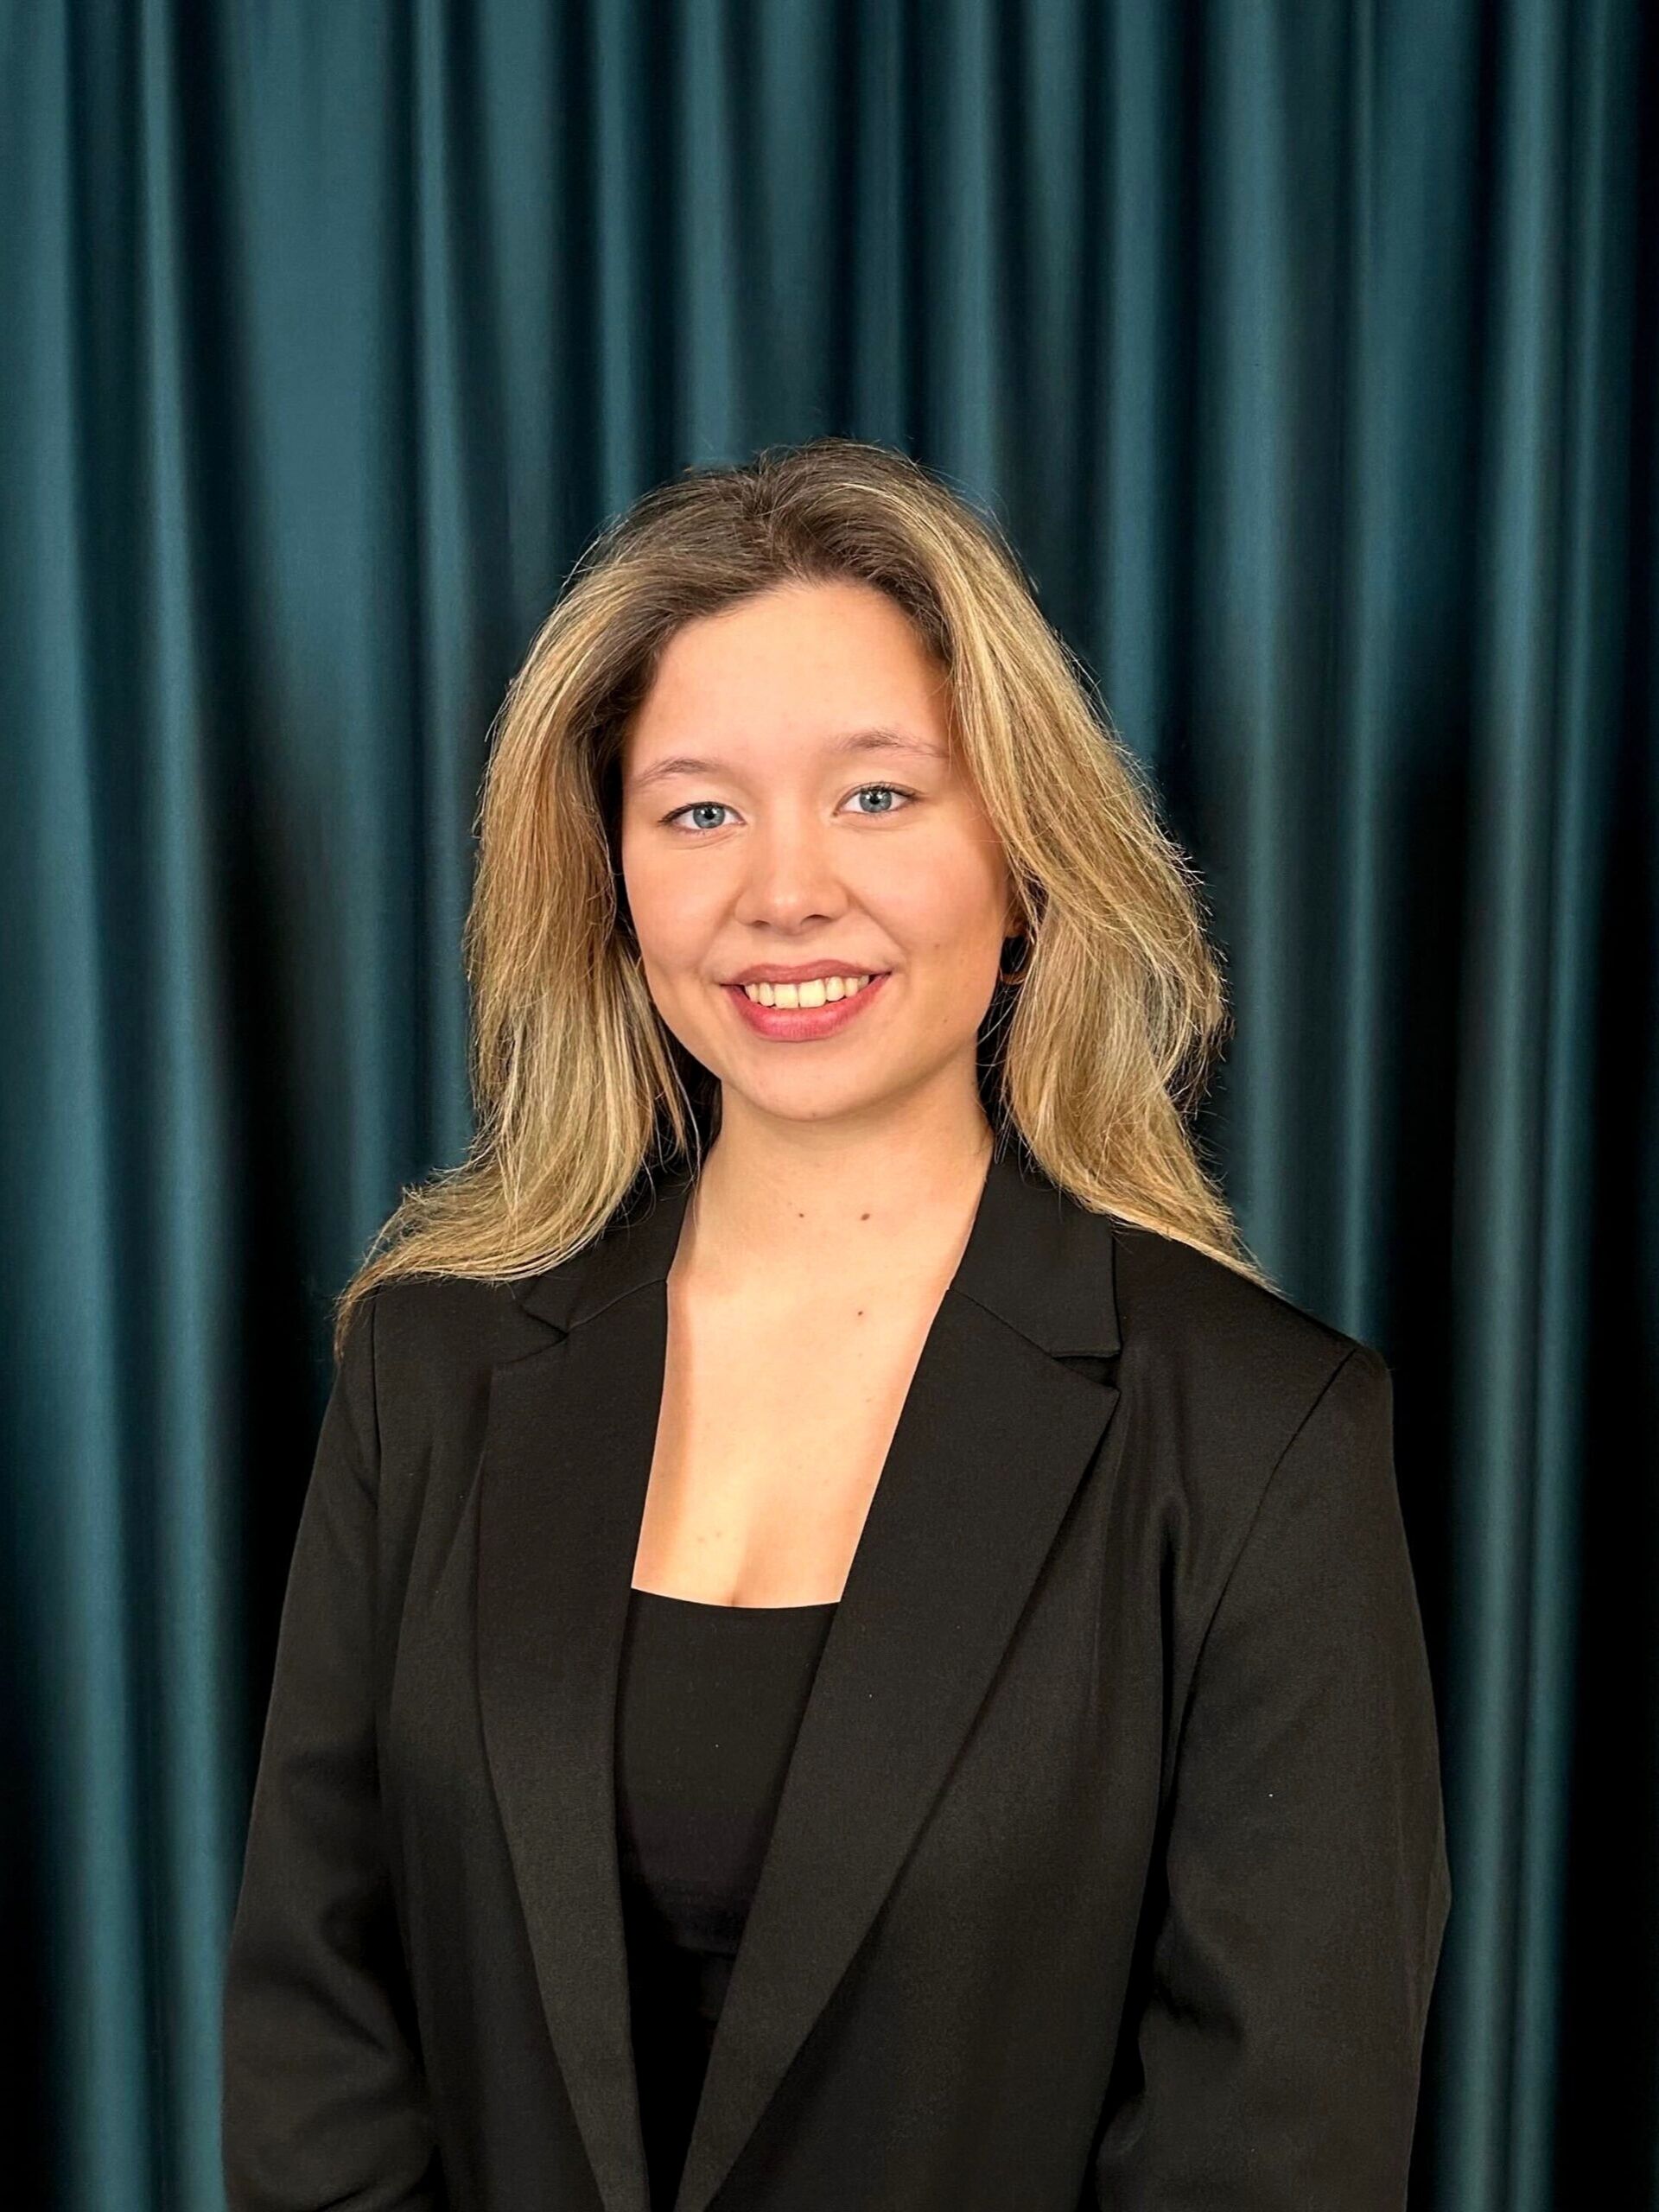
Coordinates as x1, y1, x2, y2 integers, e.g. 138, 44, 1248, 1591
626, 727, 950, 795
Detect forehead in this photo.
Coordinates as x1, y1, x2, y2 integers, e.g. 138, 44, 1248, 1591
627, 579, 951, 747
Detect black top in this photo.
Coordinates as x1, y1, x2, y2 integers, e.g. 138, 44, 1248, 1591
615, 1586, 839, 2211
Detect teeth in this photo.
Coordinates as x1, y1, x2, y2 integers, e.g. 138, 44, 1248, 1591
742, 974, 875, 1007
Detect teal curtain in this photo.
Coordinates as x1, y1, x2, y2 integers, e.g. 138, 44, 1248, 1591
3, 3, 1652, 2205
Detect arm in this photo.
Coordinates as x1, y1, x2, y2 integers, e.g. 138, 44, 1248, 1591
221, 1291, 446, 2209
1091, 1344, 1452, 2209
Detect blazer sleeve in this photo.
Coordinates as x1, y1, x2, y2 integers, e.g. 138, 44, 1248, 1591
221, 1289, 446, 2210
1090, 1344, 1452, 2210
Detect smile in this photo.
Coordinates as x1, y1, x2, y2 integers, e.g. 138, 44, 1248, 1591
721, 971, 892, 1040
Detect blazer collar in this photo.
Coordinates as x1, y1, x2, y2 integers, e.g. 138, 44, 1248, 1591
512, 1136, 1122, 1363
476, 1138, 1123, 2212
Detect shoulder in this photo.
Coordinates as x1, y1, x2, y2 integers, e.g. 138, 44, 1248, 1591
1104, 1214, 1391, 1541
337, 1266, 578, 1499
1109, 1214, 1385, 1394
351, 1268, 564, 1397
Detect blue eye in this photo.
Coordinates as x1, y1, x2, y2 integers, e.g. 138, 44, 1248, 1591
664, 801, 735, 833
845, 784, 914, 817
661, 784, 918, 833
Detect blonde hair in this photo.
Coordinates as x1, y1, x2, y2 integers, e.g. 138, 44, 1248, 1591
333, 435, 1272, 1362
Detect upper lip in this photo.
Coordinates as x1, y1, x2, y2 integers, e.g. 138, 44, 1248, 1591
723, 960, 890, 987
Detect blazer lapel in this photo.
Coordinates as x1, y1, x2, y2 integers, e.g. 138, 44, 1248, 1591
475, 1141, 1123, 2212
475, 1177, 690, 2212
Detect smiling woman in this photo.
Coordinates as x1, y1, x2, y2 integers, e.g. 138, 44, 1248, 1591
316, 435, 1257, 1338
615, 576, 1015, 1110
221, 436, 1450, 2212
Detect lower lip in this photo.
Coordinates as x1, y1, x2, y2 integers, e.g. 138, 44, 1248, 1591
722, 972, 892, 1040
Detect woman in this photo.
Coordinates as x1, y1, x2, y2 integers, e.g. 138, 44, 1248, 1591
221, 437, 1452, 2211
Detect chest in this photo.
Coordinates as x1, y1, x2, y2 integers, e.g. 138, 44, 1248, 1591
629, 1274, 947, 1607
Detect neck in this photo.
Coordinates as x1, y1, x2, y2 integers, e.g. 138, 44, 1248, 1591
679, 1105, 995, 1295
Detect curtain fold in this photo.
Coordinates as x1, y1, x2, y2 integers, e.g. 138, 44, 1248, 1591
2, 2, 1651, 2204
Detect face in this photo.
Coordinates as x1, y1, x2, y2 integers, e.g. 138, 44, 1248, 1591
618, 578, 1018, 1136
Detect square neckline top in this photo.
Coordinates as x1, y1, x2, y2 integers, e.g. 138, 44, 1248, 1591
627, 1583, 841, 1614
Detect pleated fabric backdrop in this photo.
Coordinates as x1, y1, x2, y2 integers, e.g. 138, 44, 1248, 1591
2, 3, 1653, 2206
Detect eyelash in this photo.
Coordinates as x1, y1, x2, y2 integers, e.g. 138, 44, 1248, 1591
659, 784, 920, 835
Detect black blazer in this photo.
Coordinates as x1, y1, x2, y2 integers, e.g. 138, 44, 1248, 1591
221, 1142, 1452, 2212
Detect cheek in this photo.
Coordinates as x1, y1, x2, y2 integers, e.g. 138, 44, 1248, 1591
877, 849, 1006, 965
624, 849, 718, 962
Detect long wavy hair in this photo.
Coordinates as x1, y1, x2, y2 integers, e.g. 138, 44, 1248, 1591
332, 435, 1272, 1361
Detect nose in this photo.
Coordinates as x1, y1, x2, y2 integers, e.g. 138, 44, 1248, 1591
729, 814, 854, 930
